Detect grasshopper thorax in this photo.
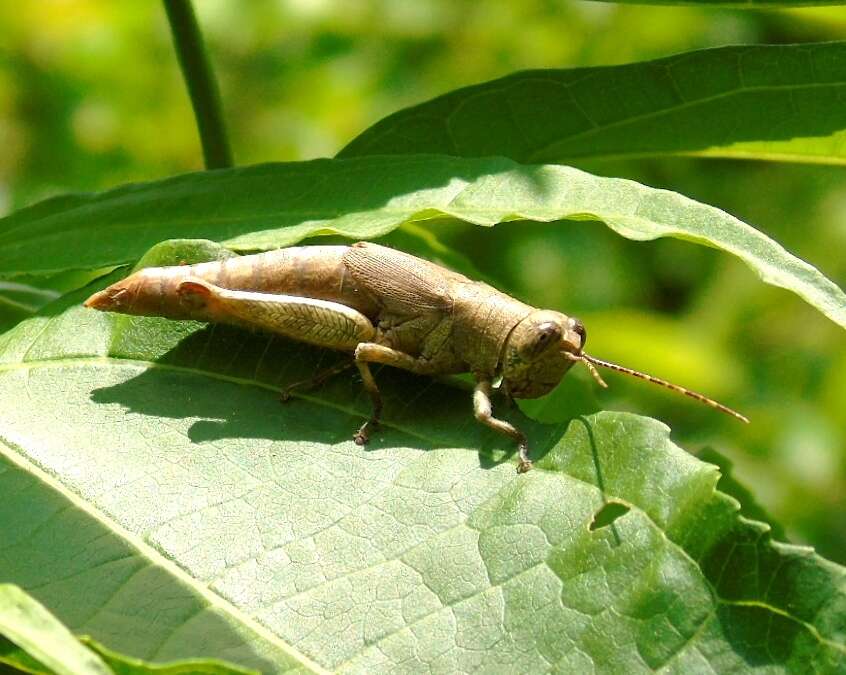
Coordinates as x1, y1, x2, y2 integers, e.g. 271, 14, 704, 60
500, 310, 585, 399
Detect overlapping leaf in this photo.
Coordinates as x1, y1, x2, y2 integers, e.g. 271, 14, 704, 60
340, 43, 846, 165
0, 156, 843, 331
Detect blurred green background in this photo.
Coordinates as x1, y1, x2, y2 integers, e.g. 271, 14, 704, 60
1, 1, 844, 561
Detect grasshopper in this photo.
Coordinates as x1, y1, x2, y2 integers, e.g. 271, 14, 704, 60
84, 242, 747, 472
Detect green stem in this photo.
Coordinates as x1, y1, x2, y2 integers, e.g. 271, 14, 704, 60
163, 0, 233, 169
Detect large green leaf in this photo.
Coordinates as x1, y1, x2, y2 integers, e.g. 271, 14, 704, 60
0, 155, 844, 331
0, 243, 843, 673
339, 43, 846, 166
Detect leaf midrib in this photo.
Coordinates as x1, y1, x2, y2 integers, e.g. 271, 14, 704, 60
0, 355, 438, 447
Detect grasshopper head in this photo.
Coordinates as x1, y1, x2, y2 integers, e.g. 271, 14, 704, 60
500, 310, 586, 399
500, 309, 750, 422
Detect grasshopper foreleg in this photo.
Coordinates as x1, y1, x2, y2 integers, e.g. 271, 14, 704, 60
473, 379, 532, 473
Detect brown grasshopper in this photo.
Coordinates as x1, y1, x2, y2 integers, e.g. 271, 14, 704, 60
84, 242, 747, 472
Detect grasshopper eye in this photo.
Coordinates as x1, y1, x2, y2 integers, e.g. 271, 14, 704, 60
531, 321, 561, 353
569, 317, 586, 348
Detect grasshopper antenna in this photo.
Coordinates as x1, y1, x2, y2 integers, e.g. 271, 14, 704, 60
566, 351, 749, 424
579, 356, 608, 389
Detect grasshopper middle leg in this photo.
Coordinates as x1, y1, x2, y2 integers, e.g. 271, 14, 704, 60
352, 342, 435, 445
353, 360, 382, 445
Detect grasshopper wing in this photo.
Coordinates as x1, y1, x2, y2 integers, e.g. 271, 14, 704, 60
343, 242, 458, 314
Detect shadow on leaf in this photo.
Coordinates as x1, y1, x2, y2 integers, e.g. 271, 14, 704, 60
91, 323, 585, 471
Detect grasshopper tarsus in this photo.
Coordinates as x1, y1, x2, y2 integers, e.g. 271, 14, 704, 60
517, 459, 533, 474
517, 440, 533, 474
354, 419, 378, 445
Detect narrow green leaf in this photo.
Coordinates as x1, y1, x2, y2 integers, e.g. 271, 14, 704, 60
0, 636, 51, 675
0, 586, 260, 674
81, 635, 259, 674
340, 42, 846, 165
0, 244, 843, 672
0, 282, 58, 335
0, 636, 263, 675
0, 584, 111, 675
0, 156, 843, 330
